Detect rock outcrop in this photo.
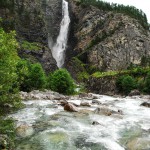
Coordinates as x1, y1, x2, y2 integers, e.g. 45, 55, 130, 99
66, 2, 150, 72
0, 0, 62, 72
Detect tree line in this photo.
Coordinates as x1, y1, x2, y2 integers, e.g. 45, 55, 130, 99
80, 0, 149, 30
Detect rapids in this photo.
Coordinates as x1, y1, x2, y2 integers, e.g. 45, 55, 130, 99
9, 95, 150, 150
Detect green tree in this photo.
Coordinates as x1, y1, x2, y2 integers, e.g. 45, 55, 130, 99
0, 27, 20, 107
26, 63, 46, 91
49, 69, 75, 95
16, 59, 30, 91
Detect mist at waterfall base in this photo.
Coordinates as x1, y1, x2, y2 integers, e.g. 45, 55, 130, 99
49, 0, 70, 68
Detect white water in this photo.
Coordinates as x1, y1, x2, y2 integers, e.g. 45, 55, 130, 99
51, 0, 70, 68
9, 95, 150, 150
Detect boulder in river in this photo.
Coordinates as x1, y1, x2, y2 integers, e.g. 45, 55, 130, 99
92, 121, 101, 125
140, 102, 150, 108
128, 89, 141, 96
94, 107, 112, 116
80, 102, 91, 107
64, 103, 78, 112
92, 99, 101, 105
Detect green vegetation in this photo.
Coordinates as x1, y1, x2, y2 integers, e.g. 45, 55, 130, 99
143, 72, 150, 93
91, 67, 150, 94
0, 118, 15, 139
0, 27, 21, 108
20, 41, 42, 51
0, 118, 15, 149
77, 72, 90, 82
116, 75, 137, 94
26, 63, 46, 91
80, 0, 149, 30
47, 69, 76, 95
16, 59, 46, 92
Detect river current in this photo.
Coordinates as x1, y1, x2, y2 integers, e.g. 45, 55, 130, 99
9, 95, 150, 150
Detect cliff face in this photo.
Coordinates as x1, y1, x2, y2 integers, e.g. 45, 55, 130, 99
1, 0, 150, 76
0, 0, 63, 72
66, 1, 150, 73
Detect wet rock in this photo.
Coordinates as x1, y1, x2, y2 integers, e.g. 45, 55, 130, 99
80, 102, 91, 107
111, 114, 123, 119
70, 102, 80, 107
127, 138, 150, 150
79, 93, 89, 99
92, 99, 101, 105
16, 124, 34, 138
58, 100, 68, 106
94, 107, 112, 116
92, 121, 101, 125
64, 103, 78, 112
128, 89, 141, 96
78, 109, 93, 115
140, 102, 150, 108
20, 90, 68, 100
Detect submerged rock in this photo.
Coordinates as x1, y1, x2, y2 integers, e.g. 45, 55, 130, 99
16, 124, 34, 138
127, 138, 150, 150
80, 102, 91, 107
92, 99, 101, 105
94, 107, 123, 116
94, 107, 112, 116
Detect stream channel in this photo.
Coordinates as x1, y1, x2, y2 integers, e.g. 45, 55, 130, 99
8, 95, 150, 150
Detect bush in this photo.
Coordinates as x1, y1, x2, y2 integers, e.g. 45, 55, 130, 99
143, 71, 150, 93
16, 59, 30, 91
48, 69, 75, 95
26, 63, 46, 91
116, 75, 137, 94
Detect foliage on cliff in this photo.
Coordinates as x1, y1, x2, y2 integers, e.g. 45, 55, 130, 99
91, 67, 150, 94
80, 0, 149, 30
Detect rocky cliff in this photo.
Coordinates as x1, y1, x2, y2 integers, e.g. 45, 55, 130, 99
0, 0, 64, 72
66, 1, 150, 75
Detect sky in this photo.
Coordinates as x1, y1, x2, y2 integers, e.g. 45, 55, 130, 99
102, 0, 150, 23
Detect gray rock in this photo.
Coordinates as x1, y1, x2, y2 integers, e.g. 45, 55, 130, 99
128, 89, 141, 96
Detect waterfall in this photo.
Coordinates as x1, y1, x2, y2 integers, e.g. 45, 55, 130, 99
51, 0, 70, 68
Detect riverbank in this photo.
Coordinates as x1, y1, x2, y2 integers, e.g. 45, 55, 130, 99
1, 90, 150, 150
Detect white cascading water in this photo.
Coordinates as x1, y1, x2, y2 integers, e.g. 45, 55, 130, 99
51, 0, 70, 68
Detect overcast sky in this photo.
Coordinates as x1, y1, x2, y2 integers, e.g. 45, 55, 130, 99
102, 0, 150, 23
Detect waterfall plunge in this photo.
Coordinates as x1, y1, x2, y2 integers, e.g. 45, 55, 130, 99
51, 0, 70, 68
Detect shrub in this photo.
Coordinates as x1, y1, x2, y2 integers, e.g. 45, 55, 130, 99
143, 71, 150, 93
116, 75, 137, 94
26, 63, 46, 91
48, 69, 75, 95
